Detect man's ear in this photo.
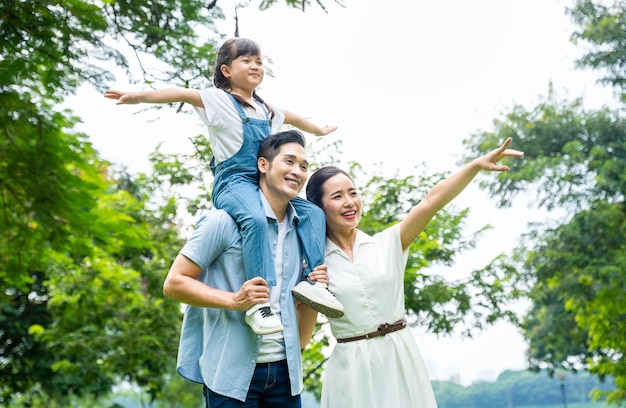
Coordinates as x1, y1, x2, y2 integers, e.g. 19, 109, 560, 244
258, 156, 269, 174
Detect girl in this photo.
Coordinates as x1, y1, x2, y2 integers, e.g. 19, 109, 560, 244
105, 38, 344, 335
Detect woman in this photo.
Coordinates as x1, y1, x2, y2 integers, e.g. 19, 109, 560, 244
305, 137, 523, 407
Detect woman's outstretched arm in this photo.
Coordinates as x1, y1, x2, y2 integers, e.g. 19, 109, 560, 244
399, 137, 524, 250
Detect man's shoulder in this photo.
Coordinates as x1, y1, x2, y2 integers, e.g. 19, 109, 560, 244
194, 209, 239, 234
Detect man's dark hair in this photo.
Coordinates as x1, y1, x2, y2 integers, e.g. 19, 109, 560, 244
258, 130, 306, 163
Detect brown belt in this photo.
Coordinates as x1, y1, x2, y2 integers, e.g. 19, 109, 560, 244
336, 318, 407, 343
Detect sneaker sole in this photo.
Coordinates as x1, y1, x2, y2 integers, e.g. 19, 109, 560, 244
291, 289, 345, 318
244, 317, 284, 335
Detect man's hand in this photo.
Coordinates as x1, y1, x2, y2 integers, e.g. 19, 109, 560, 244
231, 277, 271, 311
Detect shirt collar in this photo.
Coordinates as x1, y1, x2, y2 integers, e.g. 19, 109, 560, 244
324, 229, 374, 257
258, 190, 299, 226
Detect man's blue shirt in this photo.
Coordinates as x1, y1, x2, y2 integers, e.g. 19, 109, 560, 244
176, 193, 305, 401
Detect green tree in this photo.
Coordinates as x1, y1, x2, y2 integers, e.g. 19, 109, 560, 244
569, 0, 626, 102
464, 93, 626, 403
460, 0, 626, 400
432, 369, 615, 407
0, 0, 341, 405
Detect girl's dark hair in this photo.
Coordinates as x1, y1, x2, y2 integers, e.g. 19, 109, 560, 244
306, 166, 353, 209
213, 38, 274, 118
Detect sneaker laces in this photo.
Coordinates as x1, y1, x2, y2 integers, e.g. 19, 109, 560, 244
318, 283, 338, 298
308, 280, 338, 298
259, 306, 276, 318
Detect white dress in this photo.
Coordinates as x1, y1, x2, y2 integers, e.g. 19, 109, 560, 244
320, 224, 438, 408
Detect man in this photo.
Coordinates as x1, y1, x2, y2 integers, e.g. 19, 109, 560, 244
162, 129, 326, 406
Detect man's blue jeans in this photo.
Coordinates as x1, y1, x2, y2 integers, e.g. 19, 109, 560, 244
204, 359, 302, 407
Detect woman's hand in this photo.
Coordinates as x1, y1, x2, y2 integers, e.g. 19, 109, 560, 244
306, 264, 329, 285
475, 137, 524, 172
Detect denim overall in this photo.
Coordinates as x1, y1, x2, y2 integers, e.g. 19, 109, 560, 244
211, 93, 325, 286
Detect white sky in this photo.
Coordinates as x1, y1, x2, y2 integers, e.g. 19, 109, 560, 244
66, 0, 617, 386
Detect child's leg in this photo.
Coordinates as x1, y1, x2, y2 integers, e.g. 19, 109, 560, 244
214, 182, 276, 286
215, 182, 283, 334
290, 197, 344, 318
291, 197, 326, 277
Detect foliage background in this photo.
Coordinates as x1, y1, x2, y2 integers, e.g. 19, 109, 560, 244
2, 0, 625, 406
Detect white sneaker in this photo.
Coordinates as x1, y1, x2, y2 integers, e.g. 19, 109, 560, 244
245, 302, 284, 335
291, 281, 345, 318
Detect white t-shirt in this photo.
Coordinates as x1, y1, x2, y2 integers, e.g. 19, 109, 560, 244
194, 88, 286, 166
257, 218, 288, 362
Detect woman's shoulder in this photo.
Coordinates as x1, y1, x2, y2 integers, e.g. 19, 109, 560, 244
360, 224, 400, 241
372, 224, 402, 248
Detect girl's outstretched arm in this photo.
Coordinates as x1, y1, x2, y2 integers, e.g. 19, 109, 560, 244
284, 110, 337, 136
399, 137, 524, 250
104, 87, 203, 108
